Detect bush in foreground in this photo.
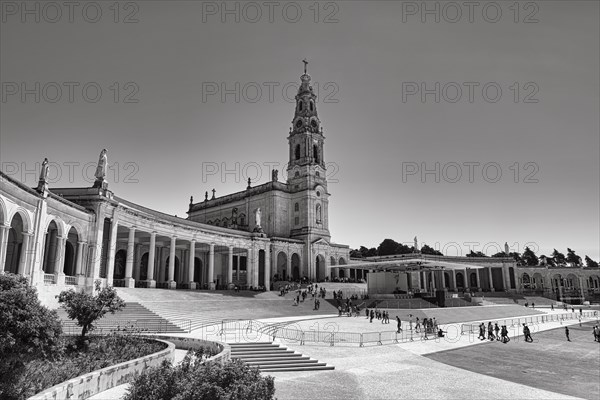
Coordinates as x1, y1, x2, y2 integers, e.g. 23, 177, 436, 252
0, 273, 63, 400
125, 350, 275, 400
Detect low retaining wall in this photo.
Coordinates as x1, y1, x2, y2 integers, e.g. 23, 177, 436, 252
29, 339, 175, 400
152, 335, 231, 365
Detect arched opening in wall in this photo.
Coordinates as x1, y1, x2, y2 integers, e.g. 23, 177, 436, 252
258, 250, 265, 287
315, 254, 325, 282
339, 269, 345, 278
194, 258, 203, 284
6, 213, 24, 274
456, 272, 464, 288
165, 256, 180, 282
469, 272, 478, 288
509, 267, 516, 289
140, 252, 149, 281
63, 242, 75, 276
566, 273, 579, 291
63, 227, 79, 276
295, 145, 301, 160
42, 220, 60, 274
276, 252, 287, 281
338, 257, 346, 266
291, 253, 300, 281
444, 272, 450, 288
313, 144, 319, 164
114, 250, 127, 279
522, 273, 531, 289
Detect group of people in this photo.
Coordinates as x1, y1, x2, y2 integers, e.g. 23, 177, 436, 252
365, 308, 391, 324
477, 322, 512, 343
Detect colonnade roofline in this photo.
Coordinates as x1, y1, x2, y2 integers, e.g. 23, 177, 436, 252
188, 181, 289, 213
113, 196, 257, 239
347, 258, 488, 271
356, 253, 514, 263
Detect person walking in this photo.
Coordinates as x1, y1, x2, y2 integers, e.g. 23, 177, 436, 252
415, 317, 421, 333
396, 316, 402, 333
565, 326, 571, 342
523, 324, 533, 342
370, 309, 374, 323
494, 323, 500, 341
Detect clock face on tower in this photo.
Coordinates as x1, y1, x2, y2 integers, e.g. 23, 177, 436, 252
311, 119, 318, 128
296, 119, 303, 129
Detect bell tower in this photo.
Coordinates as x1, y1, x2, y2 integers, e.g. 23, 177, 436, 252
287, 60, 330, 241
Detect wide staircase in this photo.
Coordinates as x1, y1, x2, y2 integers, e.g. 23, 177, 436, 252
114, 288, 339, 332
229, 342, 334, 372
55, 302, 186, 334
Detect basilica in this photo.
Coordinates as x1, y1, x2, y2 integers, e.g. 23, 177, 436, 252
1, 65, 599, 307
0, 66, 350, 306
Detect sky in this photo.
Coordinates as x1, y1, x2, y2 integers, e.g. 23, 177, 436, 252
1, 1, 598, 261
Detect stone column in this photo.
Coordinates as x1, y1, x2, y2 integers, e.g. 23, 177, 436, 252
450, 269, 457, 291
253, 249, 260, 287
264, 247, 270, 291
579, 276, 585, 299
19, 232, 32, 276
488, 267, 495, 291
464, 269, 469, 290
502, 265, 511, 291
227, 246, 233, 288
76, 241, 86, 285
188, 239, 197, 289
147, 232, 156, 288
0, 225, 9, 272
475, 269, 482, 291
246, 248, 253, 287
167, 236, 176, 289
124, 227, 136, 288
208, 243, 215, 290
106, 221, 119, 286
53, 236, 66, 285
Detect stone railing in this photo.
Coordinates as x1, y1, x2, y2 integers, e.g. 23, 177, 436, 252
43, 274, 55, 284
29, 338, 175, 400
151, 335, 231, 365
65, 275, 77, 285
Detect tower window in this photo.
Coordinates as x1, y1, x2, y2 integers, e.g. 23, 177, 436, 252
316, 204, 322, 224
310, 101, 314, 112
295, 144, 301, 160
316, 171, 320, 177
299, 101, 303, 111
294, 171, 300, 178
239, 214, 246, 226
313, 144, 320, 164
294, 202, 299, 212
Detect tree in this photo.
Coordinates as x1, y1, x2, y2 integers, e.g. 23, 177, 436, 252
359, 246, 370, 258
349, 249, 363, 258
552, 249, 566, 266
57, 281, 125, 342
377, 239, 401, 256
566, 248, 581, 266
585, 256, 599, 268
366, 247, 378, 257
466, 250, 487, 258
421, 244, 443, 256
0, 273, 63, 399
522, 247, 539, 266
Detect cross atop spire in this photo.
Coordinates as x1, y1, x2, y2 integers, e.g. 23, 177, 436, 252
302, 58, 308, 74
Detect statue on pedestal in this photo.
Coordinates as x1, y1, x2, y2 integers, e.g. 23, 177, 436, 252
504, 242, 510, 255
414, 236, 418, 253
37, 158, 49, 193
93, 149, 108, 189
272, 169, 278, 182
253, 208, 264, 233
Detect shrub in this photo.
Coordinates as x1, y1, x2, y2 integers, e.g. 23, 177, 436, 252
0, 273, 63, 400
125, 354, 275, 400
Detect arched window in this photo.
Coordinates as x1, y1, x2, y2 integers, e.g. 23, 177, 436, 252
310, 101, 314, 112
294, 171, 300, 178
207, 220, 212, 225
299, 101, 303, 111
294, 202, 299, 212
239, 214, 246, 226
313, 144, 319, 164
316, 171, 320, 177
214, 219, 220, 227
316, 204, 322, 224
295, 144, 301, 160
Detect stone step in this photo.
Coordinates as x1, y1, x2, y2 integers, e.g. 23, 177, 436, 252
231, 347, 288, 353
260, 365, 335, 372
231, 350, 296, 357
245, 359, 319, 366
238, 356, 310, 363
229, 342, 275, 347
